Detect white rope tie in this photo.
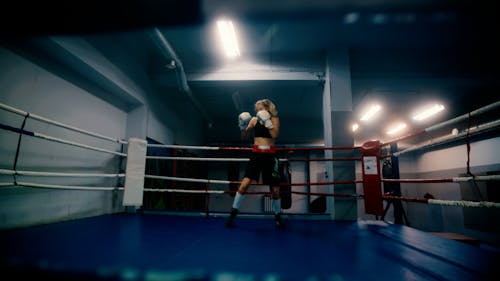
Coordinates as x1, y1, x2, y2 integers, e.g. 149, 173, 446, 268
428, 199, 500, 208
453, 175, 500, 182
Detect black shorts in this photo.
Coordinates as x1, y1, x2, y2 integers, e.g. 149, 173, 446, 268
244, 152, 280, 187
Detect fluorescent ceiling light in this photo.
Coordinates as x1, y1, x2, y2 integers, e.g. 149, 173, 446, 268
352, 123, 359, 132
360, 104, 381, 121
412, 104, 445, 121
386, 122, 407, 135
217, 19, 240, 58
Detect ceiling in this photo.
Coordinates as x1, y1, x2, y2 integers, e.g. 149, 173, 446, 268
2, 0, 499, 146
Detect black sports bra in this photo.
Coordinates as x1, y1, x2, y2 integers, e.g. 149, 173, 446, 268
254, 121, 272, 138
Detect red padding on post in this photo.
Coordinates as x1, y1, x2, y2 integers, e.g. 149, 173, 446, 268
361, 140, 384, 215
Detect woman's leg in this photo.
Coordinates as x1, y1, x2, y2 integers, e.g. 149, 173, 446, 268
226, 177, 252, 227
233, 177, 251, 209
271, 185, 284, 227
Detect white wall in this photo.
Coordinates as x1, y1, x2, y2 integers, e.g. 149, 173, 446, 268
0, 33, 211, 229
416, 137, 500, 172
397, 137, 500, 245
0, 47, 127, 229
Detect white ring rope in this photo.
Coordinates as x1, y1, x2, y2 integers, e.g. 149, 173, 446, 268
382, 175, 500, 183
33, 132, 126, 157
2, 101, 498, 210
0, 102, 127, 144
143, 187, 225, 194
3, 178, 500, 208
147, 144, 221, 150
0, 169, 125, 178
145, 174, 231, 185
453, 175, 500, 182
146, 156, 249, 162
146, 156, 289, 162
14, 181, 123, 191
428, 199, 500, 208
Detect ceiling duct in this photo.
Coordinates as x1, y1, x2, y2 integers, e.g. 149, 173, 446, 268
150, 27, 213, 128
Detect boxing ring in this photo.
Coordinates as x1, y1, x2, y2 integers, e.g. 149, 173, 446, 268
2, 213, 499, 281
1, 101, 500, 280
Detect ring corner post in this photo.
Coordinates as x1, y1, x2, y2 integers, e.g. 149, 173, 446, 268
123, 138, 147, 212
361, 140, 384, 217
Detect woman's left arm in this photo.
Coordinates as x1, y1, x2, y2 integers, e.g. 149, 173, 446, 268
269, 117, 280, 139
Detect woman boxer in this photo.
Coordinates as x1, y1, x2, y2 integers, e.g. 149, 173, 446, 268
226, 98, 284, 228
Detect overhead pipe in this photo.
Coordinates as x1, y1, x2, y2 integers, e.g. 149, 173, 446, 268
383, 100, 500, 147
425, 100, 500, 133
150, 27, 213, 128
393, 118, 500, 157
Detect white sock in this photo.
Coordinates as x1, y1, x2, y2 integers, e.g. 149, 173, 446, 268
273, 199, 281, 214
232, 192, 245, 209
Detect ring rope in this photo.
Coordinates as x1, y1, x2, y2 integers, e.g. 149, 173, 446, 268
35, 132, 126, 157
147, 143, 361, 152
143, 188, 225, 194
146, 156, 362, 162
144, 174, 362, 186
4, 181, 499, 208
290, 190, 360, 198
13, 181, 123, 191
0, 102, 126, 144
0, 122, 126, 157
382, 174, 500, 183
0, 169, 125, 178
289, 180, 363, 186
145, 174, 230, 185
428, 199, 500, 208
147, 144, 224, 150
276, 146, 361, 151
146, 156, 250, 162
383, 195, 500, 208
287, 157, 362, 162
143, 187, 360, 198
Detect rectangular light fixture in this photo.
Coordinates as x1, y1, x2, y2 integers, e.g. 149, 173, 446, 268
386, 122, 407, 135
412, 104, 445, 121
360, 104, 381, 121
217, 19, 240, 58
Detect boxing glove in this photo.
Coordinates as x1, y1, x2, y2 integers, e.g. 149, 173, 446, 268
256, 110, 273, 129
238, 112, 252, 131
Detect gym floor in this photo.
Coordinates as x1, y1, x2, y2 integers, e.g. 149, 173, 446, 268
1, 213, 498, 280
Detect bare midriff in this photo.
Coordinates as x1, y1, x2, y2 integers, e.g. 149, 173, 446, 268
254, 137, 275, 147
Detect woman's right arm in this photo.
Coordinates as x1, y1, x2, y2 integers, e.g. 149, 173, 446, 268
241, 117, 257, 139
